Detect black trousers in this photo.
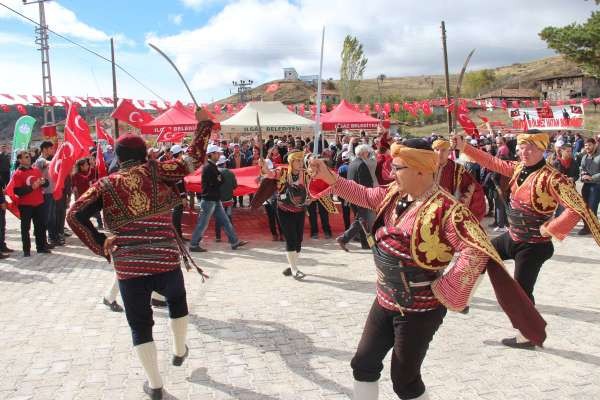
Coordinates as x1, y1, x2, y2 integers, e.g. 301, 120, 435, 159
172, 204, 184, 237
307, 201, 331, 236
277, 208, 305, 252
491, 232, 554, 303
18, 204, 47, 252
0, 207, 6, 249
351, 301, 446, 399
264, 201, 282, 237
55, 196, 68, 239
119, 268, 188, 346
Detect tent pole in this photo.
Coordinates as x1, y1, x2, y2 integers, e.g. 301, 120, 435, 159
314, 26, 325, 155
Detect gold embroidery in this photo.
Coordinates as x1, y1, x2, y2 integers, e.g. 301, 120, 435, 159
161, 163, 178, 171
128, 191, 151, 215
415, 197, 453, 264
534, 167, 557, 211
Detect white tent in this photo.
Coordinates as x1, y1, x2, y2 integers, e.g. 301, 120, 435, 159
220, 101, 315, 138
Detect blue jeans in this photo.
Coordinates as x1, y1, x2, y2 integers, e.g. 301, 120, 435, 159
215, 204, 233, 240
190, 199, 238, 247
43, 193, 58, 242
582, 183, 600, 218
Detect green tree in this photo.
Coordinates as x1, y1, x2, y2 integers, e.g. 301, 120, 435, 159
540, 7, 600, 77
463, 69, 496, 97
339, 35, 368, 101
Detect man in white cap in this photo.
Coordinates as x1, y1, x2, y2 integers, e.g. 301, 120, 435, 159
189, 144, 248, 252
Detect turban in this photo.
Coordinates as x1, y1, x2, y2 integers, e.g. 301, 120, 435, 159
390, 139, 437, 174
517, 131, 549, 151
287, 150, 305, 172
116, 134, 147, 163
431, 138, 451, 151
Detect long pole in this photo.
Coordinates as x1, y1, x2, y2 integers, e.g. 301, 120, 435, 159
441, 21, 452, 134
110, 38, 119, 138
314, 26, 325, 155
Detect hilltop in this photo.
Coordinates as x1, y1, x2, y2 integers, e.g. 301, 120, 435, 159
216, 56, 583, 105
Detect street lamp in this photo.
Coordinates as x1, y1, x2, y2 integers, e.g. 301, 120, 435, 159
376, 74, 386, 118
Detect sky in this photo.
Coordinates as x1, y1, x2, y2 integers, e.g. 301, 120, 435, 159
0, 0, 597, 104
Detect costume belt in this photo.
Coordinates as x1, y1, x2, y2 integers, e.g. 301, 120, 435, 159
372, 245, 438, 308
506, 206, 550, 240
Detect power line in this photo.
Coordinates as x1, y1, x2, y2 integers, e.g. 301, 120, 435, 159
0, 1, 165, 101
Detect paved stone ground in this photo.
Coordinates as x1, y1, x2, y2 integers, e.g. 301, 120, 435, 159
0, 212, 599, 400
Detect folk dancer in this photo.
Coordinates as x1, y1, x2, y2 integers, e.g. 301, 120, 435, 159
453, 130, 600, 348
308, 139, 547, 400
68, 134, 207, 400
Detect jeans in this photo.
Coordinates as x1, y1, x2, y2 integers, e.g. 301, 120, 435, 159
582, 183, 600, 218
43, 193, 58, 242
190, 199, 238, 246
341, 206, 374, 247
215, 204, 233, 239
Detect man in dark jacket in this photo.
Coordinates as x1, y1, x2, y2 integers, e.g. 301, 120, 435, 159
215, 155, 238, 242
189, 145, 247, 252
336, 144, 375, 250
0, 144, 11, 188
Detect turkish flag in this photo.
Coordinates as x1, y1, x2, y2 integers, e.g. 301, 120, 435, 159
156, 130, 186, 143
32, 95, 43, 104
49, 141, 79, 200
4, 178, 20, 218
95, 118, 115, 147
137, 100, 145, 108
422, 101, 432, 116
96, 143, 107, 179
456, 111, 479, 137
15, 104, 27, 115
393, 103, 400, 113
111, 99, 154, 128
265, 83, 279, 93
64, 103, 93, 156
501, 100, 507, 110
478, 114, 489, 123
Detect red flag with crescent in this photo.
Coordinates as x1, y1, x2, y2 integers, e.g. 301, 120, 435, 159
156, 130, 186, 143
96, 143, 107, 179
95, 118, 115, 147
111, 99, 154, 128
456, 110, 479, 138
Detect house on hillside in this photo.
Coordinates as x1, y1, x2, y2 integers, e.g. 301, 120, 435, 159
311, 89, 340, 104
477, 88, 538, 103
283, 67, 319, 86
538, 73, 600, 101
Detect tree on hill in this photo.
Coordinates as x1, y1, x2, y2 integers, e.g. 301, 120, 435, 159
339, 35, 368, 101
463, 69, 496, 97
540, 5, 600, 77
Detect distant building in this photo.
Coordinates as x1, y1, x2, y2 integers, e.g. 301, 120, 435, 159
311, 89, 340, 104
283, 67, 298, 81
477, 88, 538, 103
283, 68, 318, 86
538, 73, 600, 101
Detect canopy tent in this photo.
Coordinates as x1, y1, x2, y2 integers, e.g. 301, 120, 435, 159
320, 99, 390, 131
140, 101, 220, 141
220, 101, 315, 138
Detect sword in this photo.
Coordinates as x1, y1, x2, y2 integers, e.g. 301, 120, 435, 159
148, 43, 199, 108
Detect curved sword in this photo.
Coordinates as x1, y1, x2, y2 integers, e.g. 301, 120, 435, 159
148, 43, 199, 107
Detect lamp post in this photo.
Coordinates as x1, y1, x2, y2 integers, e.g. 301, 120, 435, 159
376, 74, 385, 119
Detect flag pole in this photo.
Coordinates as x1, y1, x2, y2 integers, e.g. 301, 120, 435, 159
110, 38, 119, 138
313, 26, 325, 155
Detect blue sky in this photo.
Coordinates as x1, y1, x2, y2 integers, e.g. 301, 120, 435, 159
0, 0, 597, 105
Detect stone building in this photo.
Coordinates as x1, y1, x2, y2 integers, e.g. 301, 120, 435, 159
538, 73, 600, 101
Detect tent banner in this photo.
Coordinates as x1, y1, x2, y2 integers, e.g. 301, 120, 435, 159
241, 125, 309, 133
10, 115, 36, 173
508, 104, 584, 131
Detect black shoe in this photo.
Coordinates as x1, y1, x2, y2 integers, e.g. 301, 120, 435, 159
324, 233, 332, 239
45, 243, 55, 249
37, 249, 52, 254
0, 247, 14, 253
577, 228, 590, 236
282, 267, 292, 276
151, 298, 167, 308
336, 236, 349, 252
23, 251, 31, 257
311, 234, 318, 239
0, 253, 9, 259
63, 231, 72, 237
231, 240, 248, 250
172, 345, 189, 366
293, 270, 306, 280
58, 239, 66, 246
189, 246, 207, 252
460, 306, 470, 314
501, 337, 535, 349
50, 241, 63, 247
143, 381, 163, 400
215, 238, 222, 243
103, 298, 124, 312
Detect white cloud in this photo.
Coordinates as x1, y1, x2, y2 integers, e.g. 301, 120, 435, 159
146, 0, 597, 102
0, 31, 35, 47
168, 14, 183, 25
180, 0, 223, 10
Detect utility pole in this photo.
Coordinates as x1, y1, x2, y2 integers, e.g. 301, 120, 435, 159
441, 21, 452, 134
231, 80, 254, 103
110, 38, 119, 138
24, 0, 55, 125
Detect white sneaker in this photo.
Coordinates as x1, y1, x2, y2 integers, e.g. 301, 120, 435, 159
493, 226, 507, 232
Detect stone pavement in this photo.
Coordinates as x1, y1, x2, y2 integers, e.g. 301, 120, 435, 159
0, 213, 599, 400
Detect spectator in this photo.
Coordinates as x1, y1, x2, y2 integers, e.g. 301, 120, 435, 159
0, 183, 12, 257
11, 150, 50, 256
169, 145, 191, 239
0, 144, 11, 187
34, 141, 60, 247
337, 151, 353, 230
227, 144, 248, 207
215, 155, 238, 242
579, 138, 600, 235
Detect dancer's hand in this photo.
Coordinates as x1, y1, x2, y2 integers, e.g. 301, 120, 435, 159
308, 158, 337, 185
451, 133, 465, 151
103, 235, 117, 262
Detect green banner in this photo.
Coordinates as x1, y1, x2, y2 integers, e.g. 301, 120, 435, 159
10, 115, 36, 173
